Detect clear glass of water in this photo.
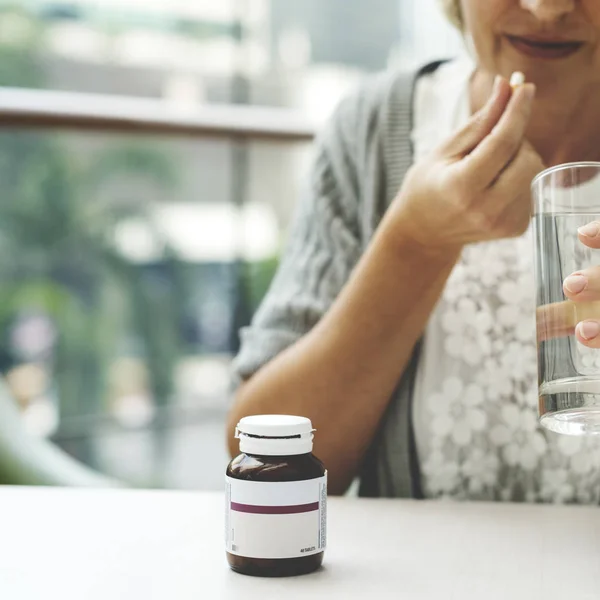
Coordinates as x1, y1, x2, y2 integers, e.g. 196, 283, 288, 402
533, 162, 600, 435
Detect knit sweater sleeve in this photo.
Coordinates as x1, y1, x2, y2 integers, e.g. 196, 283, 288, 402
232, 88, 370, 382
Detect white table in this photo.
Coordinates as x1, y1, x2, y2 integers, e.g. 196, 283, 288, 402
1, 487, 600, 599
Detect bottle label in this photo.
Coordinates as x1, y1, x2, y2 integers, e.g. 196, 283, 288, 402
225, 474, 327, 559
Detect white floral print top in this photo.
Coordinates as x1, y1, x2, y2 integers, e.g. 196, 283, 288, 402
411, 59, 600, 504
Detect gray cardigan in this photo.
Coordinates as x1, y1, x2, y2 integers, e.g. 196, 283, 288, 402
233, 62, 446, 498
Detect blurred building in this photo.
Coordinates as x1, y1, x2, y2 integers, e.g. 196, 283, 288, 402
270, 0, 400, 71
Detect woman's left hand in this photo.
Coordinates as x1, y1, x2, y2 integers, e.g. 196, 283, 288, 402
561, 221, 600, 347
538, 221, 600, 347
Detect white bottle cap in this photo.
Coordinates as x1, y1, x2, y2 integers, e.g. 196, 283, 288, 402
235, 415, 315, 456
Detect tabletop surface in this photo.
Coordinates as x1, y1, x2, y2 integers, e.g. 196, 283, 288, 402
1, 486, 600, 600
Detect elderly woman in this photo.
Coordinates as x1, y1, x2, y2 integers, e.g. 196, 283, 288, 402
228, 0, 600, 503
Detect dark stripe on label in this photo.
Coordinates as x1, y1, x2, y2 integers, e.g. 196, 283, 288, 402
231, 502, 319, 515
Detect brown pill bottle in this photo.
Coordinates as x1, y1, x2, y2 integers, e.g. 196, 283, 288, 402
225, 415, 327, 577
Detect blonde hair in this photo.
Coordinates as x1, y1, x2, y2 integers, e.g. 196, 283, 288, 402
441, 0, 463, 29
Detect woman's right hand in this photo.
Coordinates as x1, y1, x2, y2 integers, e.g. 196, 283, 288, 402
387, 76, 545, 257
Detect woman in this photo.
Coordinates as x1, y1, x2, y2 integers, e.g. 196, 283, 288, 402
228, 0, 600, 503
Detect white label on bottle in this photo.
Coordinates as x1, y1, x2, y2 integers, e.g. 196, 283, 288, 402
225, 474, 327, 559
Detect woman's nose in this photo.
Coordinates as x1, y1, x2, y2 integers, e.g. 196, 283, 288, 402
520, 0, 576, 22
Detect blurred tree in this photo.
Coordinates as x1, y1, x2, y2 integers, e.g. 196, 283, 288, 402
0, 7, 184, 471
0, 5, 281, 483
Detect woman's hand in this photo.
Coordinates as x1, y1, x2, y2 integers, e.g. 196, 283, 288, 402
386, 76, 545, 257
554, 222, 600, 348
538, 224, 600, 346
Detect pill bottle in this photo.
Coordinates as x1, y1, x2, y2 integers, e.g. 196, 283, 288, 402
225, 415, 327, 577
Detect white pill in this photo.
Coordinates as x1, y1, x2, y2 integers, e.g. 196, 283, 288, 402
510, 71, 525, 88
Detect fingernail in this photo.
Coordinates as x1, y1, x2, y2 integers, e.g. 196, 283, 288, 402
578, 221, 600, 238
579, 321, 600, 341
564, 275, 587, 295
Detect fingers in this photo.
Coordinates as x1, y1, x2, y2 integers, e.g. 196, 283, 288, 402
541, 311, 600, 349
537, 296, 600, 350
576, 321, 600, 348
563, 266, 600, 302
577, 221, 600, 249
537, 300, 600, 342
558, 224, 600, 346
437, 76, 513, 159
556, 262, 600, 347
461, 83, 536, 188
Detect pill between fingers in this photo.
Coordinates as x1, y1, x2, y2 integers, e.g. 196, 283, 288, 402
510, 71, 525, 89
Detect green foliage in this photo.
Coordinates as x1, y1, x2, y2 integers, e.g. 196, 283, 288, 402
0, 7, 282, 440
243, 256, 279, 313
0, 8, 184, 422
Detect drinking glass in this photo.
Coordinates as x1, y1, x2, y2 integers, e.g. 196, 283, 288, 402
533, 162, 600, 434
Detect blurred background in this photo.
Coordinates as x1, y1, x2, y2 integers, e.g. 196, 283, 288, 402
0, 0, 462, 490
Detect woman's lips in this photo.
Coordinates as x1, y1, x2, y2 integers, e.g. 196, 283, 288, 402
506, 34, 584, 59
